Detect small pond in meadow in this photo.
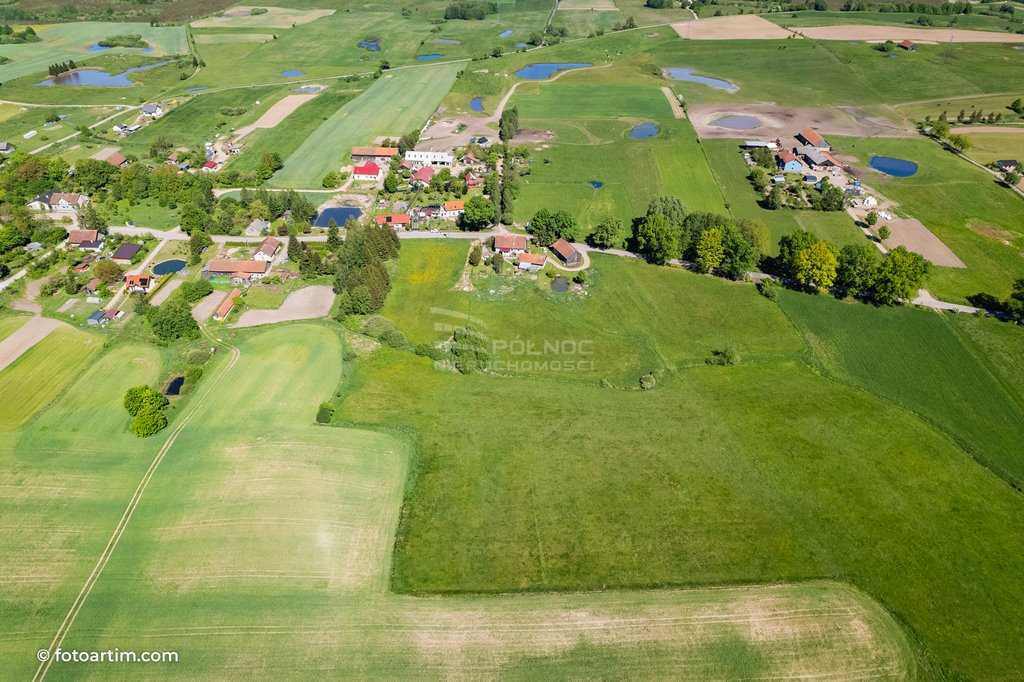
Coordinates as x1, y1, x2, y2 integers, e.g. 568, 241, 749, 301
186, 86, 208, 92
499, 29, 514, 37
35, 61, 169, 87
164, 376, 185, 396
869, 155, 918, 177
629, 122, 659, 139
358, 39, 380, 51
711, 115, 762, 130
515, 42, 528, 48
435, 38, 460, 44
588, 180, 604, 189
514, 62, 591, 79
311, 207, 363, 227
470, 97, 484, 112
663, 67, 737, 92
281, 69, 305, 77
416, 54, 443, 61
551, 276, 569, 292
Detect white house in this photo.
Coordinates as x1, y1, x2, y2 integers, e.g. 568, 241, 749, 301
253, 236, 281, 262
517, 252, 546, 273
141, 103, 163, 118
353, 161, 382, 182
494, 234, 528, 256
29, 190, 89, 212
440, 200, 464, 220
404, 150, 454, 167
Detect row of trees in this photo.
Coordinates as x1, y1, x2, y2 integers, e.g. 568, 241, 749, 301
46, 60, 77, 77
443, 1, 497, 20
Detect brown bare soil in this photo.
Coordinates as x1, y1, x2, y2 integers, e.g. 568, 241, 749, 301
191, 290, 227, 322
796, 25, 1024, 44
233, 93, 320, 141
233, 285, 335, 328
672, 15, 794, 40
661, 87, 686, 119
689, 103, 911, 140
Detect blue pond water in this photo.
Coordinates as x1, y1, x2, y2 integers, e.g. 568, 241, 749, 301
470, 97, 484, 113
588, 180, 603, 189
152, 259, 186, 276
515, 42, 528, 48
358, 39, 380, 51
416, 54, 443, 61
164, 376, 185, 396
311, 207, 363, 228
186, 86, 208, 92
282, 69, 305, 77
663, 67, 737, 92
87, 44, 110, 52
35, 61, 169, 87
870, 155, 918, 177
712, 115, 761, 130
292, 85, 319, 93
514, 62, 591, 79
498, 29, 514, 37
629, 122, 659, 140
435, 38, 459, 44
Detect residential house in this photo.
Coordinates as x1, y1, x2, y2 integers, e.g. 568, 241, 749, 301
353, 161, 382, 182
102, 309, 123, 322
461, 153, 484, 168
441, 200, 464, 220
376, 213, 411, 228
411, 166, 436, 187
995, 159, 1019, 173
68, 229, 104, 251
413, 205, 441, 221
796, 127, 830, 150
82, 278, 100, 295
165, 151, 179, 165
517, 252, 546, 273
112, 124, 128, 135
213, 288, 242, 321
142, 103, 163, 118
203, 258, 271, 283
74, 254, 97, 272
465, 171, 484, 188
0, 141, 14, 155
253, 236, 281, 262
778, 150, 803, 173
29, 190, 89, 212
899, 39, 916, 51
202, 160, 219, 172
124, 273, 152, 294
351, 146, 399, 164
404, 150, 454, 167
494, 234, 528, 256
111, 242, 142, 265
106, 152, 128, 168
551, 238, 581, 266
245, 218, 270, 236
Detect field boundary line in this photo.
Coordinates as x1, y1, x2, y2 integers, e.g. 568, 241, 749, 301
32, 333, 241, 682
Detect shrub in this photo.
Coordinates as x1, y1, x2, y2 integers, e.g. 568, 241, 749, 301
380, 328, 410, 349
639, 374, 656, 390
756, 278, 779, 301
316, 402, 335, 423
131, 408, 168, 437
362, 315, 396, 338
414, 342, 448, 361
185, 364, 204, 384
123, 385, 168, 417
706, 346, 740, 366
250, 7, 269, 15
468, 244, 482, 266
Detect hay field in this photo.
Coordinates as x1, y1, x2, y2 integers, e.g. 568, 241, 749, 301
192, 6, 335, 29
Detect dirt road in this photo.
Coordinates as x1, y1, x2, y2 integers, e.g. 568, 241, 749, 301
233, 93, 320, 141
0, 316, 68, 373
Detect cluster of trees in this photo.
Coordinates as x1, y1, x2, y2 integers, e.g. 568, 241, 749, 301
1007, 278, 1024, 319
123, 385, 169, 438
443, 1, 497, 19
775, 230, 929, 304
0, 24, 38, 43
924, 116, 972, 153
140, 280, 208, 343
97, 34, 148, 48
928, 108, 1006, 127
288, 232, 335, 279
839, 0, 974, 14
528, 208, 579, 247
334, 222, 400, 315
644, 0, 679, 7
499, 106, 519, 142
46, 60, 77, 77
749, 168, 847, 212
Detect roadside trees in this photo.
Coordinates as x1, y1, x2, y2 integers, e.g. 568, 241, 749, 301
461, 195, 495, 230
632, 213, 680, 265
873, 246, 928, 304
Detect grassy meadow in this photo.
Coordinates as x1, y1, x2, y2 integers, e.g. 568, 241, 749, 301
0, 314, 29, 341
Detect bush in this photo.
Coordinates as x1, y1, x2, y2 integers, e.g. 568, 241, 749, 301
706, 346, 740, 366
250, 7, 269, 15
639, 374, 656, 390
379, 328, 410, 349
756, 278, 779, 301
123, 385, 168, 416
186, 349, 211, 365
362, 315, 396, 338
468, 244, 482, 266
414, 342, 448, 361
130, 408, 168, 437
185, 364, 204, 384
178, 279, 213, 303
316, 402, 335, 423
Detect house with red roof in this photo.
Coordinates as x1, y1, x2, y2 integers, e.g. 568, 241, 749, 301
376, 213, 411, 228
551, 239, 581, 266
124, 273, 152, 293
201, 160, 219, 172
203, 259, 270, 283
353, 161, 382, 182
441, 200, 464, 220
253, 236, 281, 262
411, 166, 436, 187
67, 229, 104, 251
213, 288, 242, 321
899, 39, 916, 51
517, 252, 546, 273
796, 127, 830, 151
465, 171, 483, 188
778, 150, 803, 173
494, 234, 528, 256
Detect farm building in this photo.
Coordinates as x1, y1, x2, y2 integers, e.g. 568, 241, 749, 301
411, 166, 436, 187
796, 127, 830, 151
102, 308, 123, 322
494, 234, 528, 256
29, 190, 89, 212
203, 259, 271, 283
0, 141, 14, 155
111, 242, 142, 265
778, 151, 803, 173
517, 252, 546, 272
67, 229, 104, 251
351, 146, 399, 164
551, 239, 581, 266
142, 103, 164, 118
797, 145, 839, 168
86, 310, 105, 325
201, 160, 219, 172
353, 161, 382, 182
441, 200, 465, 220
899, 40, 916, 51
405, 150, 454, 167
376, 213, 411, 228
253, 236, 281, 262
166, 151, 179, 165
742, 140, 779, 151
124, 274, 152, 293
106, 153, 128, 168
213, 288, 242, 321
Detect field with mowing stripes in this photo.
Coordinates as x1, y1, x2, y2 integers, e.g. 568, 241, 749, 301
0, 315, 29, 342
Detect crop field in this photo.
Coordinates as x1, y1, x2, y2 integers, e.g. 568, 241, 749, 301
0, 22, 188, 82
191, 6, 336, 29
271, 64, 460, 188
333, 240, 1024, 679
0, 327, 101, 431
0, 315, 29, 342
829, 135, 1024, 302
766, 9, 1022, 33
510, 77, 725, 225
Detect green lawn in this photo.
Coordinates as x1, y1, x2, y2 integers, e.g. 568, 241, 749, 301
960, 131, 1024, 165
0, 315, 29, 342
271, 64, 461, 188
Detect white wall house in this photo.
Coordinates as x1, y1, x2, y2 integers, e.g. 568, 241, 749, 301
404, 150, 454, 167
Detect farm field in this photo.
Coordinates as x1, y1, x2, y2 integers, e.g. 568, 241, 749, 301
270, 64, 461, 188
829, 134, 1024, 302
766, 9, 1024, 32
0, 315, 29, 341
0, 22, 188, 82
0, 104, 115, 154
336, 240, 1024, 679
959, 130, 1024, 165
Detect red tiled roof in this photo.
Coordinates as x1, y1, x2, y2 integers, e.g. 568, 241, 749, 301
443, 200, 464, 212
899, 39, 915, 48
106, 153, 127, 167
551, 238, 577, 259
518, 252, 546, 265
206, 259, 270, 274
353, 161, 380, 176
779, 150, 799, 164
256, 236, 280, 257
215, 288, 242, 319
376, 213, 410, 225
203, 160, 218, 169
798, 127, 826, 147
68, 229, 99, 244
412, 166, 435, 183
494, 234, 527, 251
125, 274, 150, 288
352, 146, 399, 157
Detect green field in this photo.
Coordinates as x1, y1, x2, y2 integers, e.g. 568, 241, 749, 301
0, 315, 29, 341
767, 9, 1022, 32
0, 104, 114, 154
0, 22, 188, 82
960, 130, 1024, 165
0, 327, 101, 431
270, 64, 461, 188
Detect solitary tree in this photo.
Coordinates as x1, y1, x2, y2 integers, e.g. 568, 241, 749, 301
587, 216, 626, 249
873, 246, 928, 305
93, 258, 123, 285
694, 227, 725, 273
461, 195, 495, 230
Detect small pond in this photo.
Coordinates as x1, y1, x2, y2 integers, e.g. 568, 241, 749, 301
152, 259, 186, 276
711, 115, 761, 130
869, 155, 918, 177
87, 44, 110, 52
281, 69, 305, 77
435, 38, 460, 44
35, 61, 169, 87
551, 276, 569, 293
514, 62, 591, 80
186, 86, 208, 92
164, 375, 185, 396
292, 85, 320, 93
311, 207, 363, 228
358, 39, 380, 51
629, 122, 659, 139
588, 180, 604, 189
416, 54, 443, 61
663, 67, 737, 92
515, 42, 528, 48
470, 97, 484, 113
498, 29, 514, 37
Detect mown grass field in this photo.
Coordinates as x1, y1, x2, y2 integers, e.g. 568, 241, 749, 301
0, 323, 916, 680
336, 239, 1024, 679
767, 9, 1021, 32
960, 131, 1024, 165
0, 22, 187, 82
0, 104, 114, 154
830, 134, 1024, 302
271, 64, 461, 188
0, 315, 29, 341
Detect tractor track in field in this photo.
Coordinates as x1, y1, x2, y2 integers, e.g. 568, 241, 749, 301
32, 326, 241, 682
